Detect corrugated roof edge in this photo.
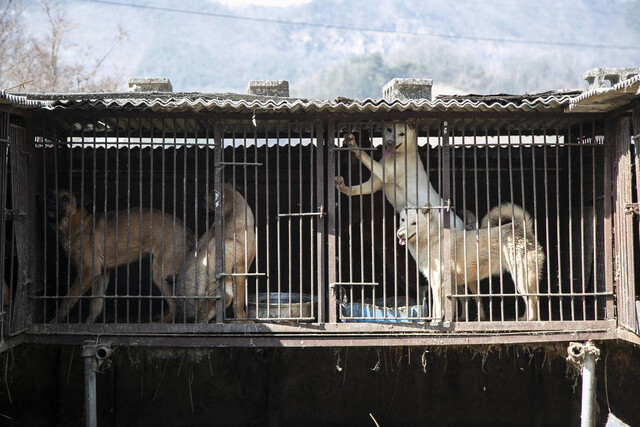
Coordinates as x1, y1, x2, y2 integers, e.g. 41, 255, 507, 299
569, 74, 640, 110
0, 89, 579, 114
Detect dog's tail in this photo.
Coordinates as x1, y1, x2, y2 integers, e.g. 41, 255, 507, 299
480, 203, 534, 236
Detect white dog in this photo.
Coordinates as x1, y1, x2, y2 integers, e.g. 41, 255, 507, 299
335, 120, 473, 230
397, 202, 544, 321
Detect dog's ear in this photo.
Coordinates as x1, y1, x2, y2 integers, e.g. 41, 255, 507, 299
406, 118, 418, 130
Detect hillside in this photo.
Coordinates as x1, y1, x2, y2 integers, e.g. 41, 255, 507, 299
20, 0, 640, 98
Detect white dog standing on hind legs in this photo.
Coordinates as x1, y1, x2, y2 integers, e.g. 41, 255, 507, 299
334, 120, 477, 319
397, 202, 545, 322
335, 120, 475, 230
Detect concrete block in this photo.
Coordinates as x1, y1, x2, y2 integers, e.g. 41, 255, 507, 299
383, 78, 433, 102
128, 77, 173, 92
245, 80, 289, 97
582, 68, 640, 90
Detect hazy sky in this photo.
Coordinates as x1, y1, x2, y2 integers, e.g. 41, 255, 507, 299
17, 0, 640, 97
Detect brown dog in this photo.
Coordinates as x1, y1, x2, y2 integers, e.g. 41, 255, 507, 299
46, 190, 194, 323
175, 183, 256, 322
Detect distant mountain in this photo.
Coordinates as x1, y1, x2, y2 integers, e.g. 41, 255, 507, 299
23, 0, 640, 98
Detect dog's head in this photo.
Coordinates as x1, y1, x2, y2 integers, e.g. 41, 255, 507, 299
45, 190, 77, 221
397, 203, 431, 246
383, 120, 417, 159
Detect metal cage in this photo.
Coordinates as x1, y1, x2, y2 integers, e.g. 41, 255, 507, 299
0, 97, 637, 348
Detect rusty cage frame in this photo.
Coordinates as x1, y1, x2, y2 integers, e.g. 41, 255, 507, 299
0, 91, 638, 350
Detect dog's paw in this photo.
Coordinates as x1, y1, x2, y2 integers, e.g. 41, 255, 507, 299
334, 176, 349, 195
343, 134, 361, 158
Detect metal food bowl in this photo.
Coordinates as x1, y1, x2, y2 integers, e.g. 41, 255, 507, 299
247, 292, 316, 320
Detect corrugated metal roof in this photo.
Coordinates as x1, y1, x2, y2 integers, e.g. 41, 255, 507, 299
568, 74, 640, 113
0, 89, 583, 114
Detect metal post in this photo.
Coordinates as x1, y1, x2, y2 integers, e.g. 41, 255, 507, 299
81, 342, 112, 427
567, 341, 601, 427
82, 342, 98, 427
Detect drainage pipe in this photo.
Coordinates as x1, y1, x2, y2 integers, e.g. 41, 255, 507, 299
81, 342, 97, 427
567, 341, 601, 427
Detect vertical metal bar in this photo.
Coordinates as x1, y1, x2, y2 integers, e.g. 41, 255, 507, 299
327, 119, 337, 323
78, 118, 87, 324
162, 117, 170, 318
171, 118, 178, 321
392, 122, 398, 314
40, 118, 48, 324
182, 120, 189, 323
484, 124, 493, 321
518, 123, 532, 320
591, 121, 598, 321
102, 117, 109, 323
52, 119, 61, 323
90, 118, 98, 323
125, 118, 133, 324
200, 119, 211, 324
298, 123, 304, 318
568, 122, 575, 321
579, 121, 588, 319
287, 124, 293, 317
161, 119, 169, 321
138, 120, 144, 323
426, 123, 433, 319
543, 129, 554, 320
351, 124, 357, 316
150, 119, 158, 322
495, 120, 504, 322
358, 126, 365, 314
315, 121, 324, 322
231, 127, 238, 319
370, 122, 377, 315
244, 126, 250, 320
0, 113, 7, 335
530, 126, 545, 320
450, 120, 459, 320
555, 121, 564, 322
403, 121, 410, 317
253, 124, 259, 319
276, 126, 282, 318
238, 128, 250, 315
507, 121, 517, 320
442, 119, 453, 323
473, 120, 481, 321
114, 119, 121, 323
460, 120, 470, 321
214, 122, 224, 323
265, 126, 271, 319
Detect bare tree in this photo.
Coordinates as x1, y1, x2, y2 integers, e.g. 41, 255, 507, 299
0, 0, 127, 92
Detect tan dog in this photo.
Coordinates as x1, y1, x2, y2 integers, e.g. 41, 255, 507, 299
335, 121, 474, 230
46, 190, 194, 323
397, 203, 544, 321
175, 183, 256, 322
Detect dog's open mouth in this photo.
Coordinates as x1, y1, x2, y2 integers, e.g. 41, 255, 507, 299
397, 230, 415, 246
384, 139, 395, 158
